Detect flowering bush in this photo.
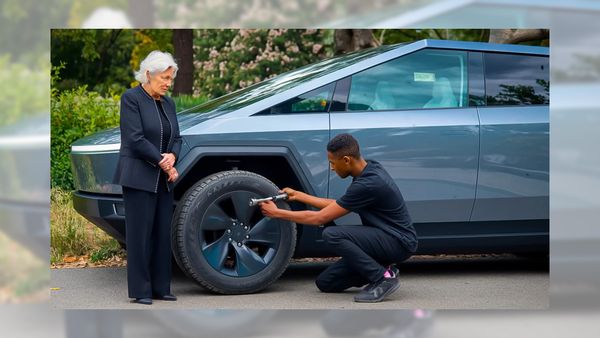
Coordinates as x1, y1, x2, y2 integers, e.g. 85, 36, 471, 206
193, 29, 334, 98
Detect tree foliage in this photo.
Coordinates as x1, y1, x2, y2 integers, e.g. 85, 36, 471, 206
129, 29, 174, 81
489, 29, 549, 46
51, 29, 174, 95
51, 29, 136, 95
373, 29, 490, 45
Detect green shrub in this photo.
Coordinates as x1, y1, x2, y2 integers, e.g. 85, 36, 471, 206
51, 83, 120, 190
172, 94, 209, 111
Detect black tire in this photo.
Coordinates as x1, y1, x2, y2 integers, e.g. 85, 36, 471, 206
171, 170, 296, 294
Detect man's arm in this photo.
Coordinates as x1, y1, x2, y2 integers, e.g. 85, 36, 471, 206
260, 200, 349, 226
283, 187, 336, 210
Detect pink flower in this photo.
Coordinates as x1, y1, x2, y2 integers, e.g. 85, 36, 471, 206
312, 44, 323, 54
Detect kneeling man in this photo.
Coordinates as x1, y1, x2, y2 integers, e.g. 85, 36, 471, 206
260, 133, 418, 302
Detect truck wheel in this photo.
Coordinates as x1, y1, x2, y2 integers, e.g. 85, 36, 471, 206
171, 170, 296, 294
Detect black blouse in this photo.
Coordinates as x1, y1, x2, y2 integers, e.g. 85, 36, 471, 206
155, 99, 171, 153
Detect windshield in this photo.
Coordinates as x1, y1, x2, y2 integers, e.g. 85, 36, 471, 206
182, 43, 403, 115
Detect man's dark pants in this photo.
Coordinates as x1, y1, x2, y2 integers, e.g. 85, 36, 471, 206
122, 175, 173, 299
315, 225, 412, 293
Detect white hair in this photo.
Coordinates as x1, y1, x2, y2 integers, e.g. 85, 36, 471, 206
134, 50, 178, 84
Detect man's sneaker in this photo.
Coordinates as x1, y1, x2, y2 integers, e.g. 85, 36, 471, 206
386, 265, 399, 278
354, 267, 400, 303
362, 265, 399, 292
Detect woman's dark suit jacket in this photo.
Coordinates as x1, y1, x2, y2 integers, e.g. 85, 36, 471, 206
113, 85, 182, 193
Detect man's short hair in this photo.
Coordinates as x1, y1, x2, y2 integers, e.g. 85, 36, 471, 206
327, 133, 361, 159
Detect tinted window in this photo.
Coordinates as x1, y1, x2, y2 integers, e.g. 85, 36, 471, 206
347, 49, 468, 111
485, 53, 549, 106
256, 83, 334, 115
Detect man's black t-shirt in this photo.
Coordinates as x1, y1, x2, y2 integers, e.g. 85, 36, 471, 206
336, 160, 418, 252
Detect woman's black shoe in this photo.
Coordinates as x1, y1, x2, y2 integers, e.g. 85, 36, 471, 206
154, 294, 177, 301
131, 297, 153, 305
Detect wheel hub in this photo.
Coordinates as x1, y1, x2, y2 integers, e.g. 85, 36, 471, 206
228, 220, 251, 244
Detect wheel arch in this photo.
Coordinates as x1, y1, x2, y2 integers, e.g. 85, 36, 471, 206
174, 146, 317, 199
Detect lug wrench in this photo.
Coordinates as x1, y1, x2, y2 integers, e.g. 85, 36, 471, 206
249, 193, 288, 206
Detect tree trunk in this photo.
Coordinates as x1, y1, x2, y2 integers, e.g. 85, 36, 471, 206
489, 29, 549, 44
172, 29, 194, 96
334, 29, 378, 55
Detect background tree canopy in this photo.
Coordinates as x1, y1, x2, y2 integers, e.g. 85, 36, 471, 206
51, 28, 548, 99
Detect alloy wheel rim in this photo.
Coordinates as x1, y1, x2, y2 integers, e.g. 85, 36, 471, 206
199, 190, 282, 277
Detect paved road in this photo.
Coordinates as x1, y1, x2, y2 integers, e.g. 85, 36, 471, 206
51, 255, 548, 309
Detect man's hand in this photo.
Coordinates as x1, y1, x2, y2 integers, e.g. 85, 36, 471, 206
281, 187, 300, 202
281, 187, 335, 210
159, 153, 176, 172
259, 199, 349, 226
259, 200, 280, 218
167, 167, 179, 182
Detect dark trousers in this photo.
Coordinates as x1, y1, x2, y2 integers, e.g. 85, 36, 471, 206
315, 225, 413, 293
122, 176, 173, 299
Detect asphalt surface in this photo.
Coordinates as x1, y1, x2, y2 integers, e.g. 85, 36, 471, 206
51, 255, 548, 309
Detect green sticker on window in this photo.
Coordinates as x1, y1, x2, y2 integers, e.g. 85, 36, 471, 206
414, 72, 436, 82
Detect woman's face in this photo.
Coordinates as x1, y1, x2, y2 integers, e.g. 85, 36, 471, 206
146, 67, 175, 97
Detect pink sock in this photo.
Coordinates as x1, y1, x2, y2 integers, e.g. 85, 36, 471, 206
384, 269, 392, 278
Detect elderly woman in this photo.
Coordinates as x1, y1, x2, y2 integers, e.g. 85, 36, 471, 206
113, 50, 181, 305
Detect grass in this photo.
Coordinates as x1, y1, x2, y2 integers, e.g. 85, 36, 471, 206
50, 187, 124, 265
89, 240, 123, 263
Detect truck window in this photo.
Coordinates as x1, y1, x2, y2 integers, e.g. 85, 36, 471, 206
347, 49, 468, 111
484, 53, 549, 106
